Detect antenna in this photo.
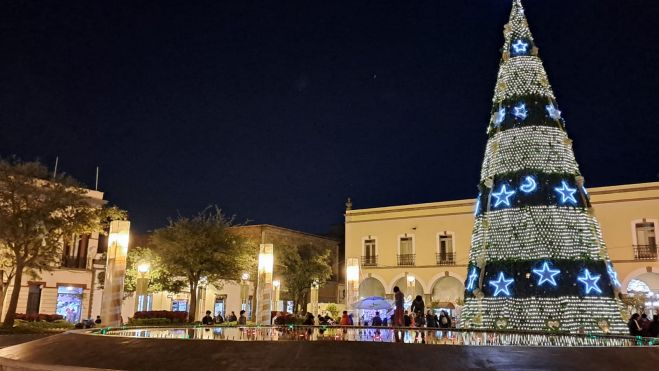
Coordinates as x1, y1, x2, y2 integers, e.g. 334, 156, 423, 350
53, 156, 59, 179
95, 166, 100, 191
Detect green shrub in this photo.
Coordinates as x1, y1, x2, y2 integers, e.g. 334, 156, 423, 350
14, 319, 74, 332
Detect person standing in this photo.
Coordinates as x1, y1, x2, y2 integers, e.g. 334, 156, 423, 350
372, 311, 383, 326
628, 313, 642, 336
649, 314, 659, 338
425, 310, 436, 328
393, 286, 404, 326
410, 295, 425, 327
339, 311, 350, 325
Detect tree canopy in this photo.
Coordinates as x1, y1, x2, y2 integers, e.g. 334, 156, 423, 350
276, 243, 332, 313
149, 207, 256, 321
124, 246, 186, 294
0, 158, 125, 327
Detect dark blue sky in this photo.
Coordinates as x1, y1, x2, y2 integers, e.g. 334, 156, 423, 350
1, 1, 658, 234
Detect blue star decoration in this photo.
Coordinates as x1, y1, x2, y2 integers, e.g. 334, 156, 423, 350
492, 184, 516, 207
554, 180, 578, 205
606, 262, 620, 288
578, 269, 602, 295
532, 262, 560, 287
519, 175, 537, 193
489, 272, 515, 297
467, 267, 479, 291
511, 39, 529, 55
545, 103, 562, 120
493, 107, 506, 127
512, 102, 528, 120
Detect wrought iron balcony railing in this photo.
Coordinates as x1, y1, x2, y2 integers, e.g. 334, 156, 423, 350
397, 254, 415, 266
361, 255, 378, 266
633, 244, 657, 260
436, 252, 456, 266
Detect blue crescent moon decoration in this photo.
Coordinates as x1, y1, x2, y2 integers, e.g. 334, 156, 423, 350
519, 176, 537, 193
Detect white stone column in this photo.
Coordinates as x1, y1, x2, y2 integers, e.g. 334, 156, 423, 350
100, 220, 130, 327
255, 244, 273, 325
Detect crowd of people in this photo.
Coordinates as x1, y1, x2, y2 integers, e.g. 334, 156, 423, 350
628, 313, 659, 337
202, 310, 247, 325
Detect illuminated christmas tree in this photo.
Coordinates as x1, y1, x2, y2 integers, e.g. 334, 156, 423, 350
460, 0, 627, 334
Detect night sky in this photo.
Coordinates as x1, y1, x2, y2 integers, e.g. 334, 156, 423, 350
1, 1, 658, 234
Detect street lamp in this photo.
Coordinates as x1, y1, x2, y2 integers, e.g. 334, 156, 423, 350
272, 280, 281, 312
134, 262, 150, 312
406, 274, 416, 300
101, 220, 130, 326
240, 272, 250, 312
346, 258, 360, 310
310, 280, 319, 317
256, 244, 274, 325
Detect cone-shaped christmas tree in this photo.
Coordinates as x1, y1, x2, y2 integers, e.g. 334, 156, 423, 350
460, 0, 627, 334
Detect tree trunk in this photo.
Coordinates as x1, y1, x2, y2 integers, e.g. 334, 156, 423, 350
3, 266, 23, 328
188, 282, 197, 323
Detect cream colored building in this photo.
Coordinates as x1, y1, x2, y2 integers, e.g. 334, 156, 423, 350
345, 181, 659, 312
1, 189, 107, 323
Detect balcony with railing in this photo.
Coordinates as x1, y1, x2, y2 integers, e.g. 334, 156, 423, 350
361, 255, 378, 267
436, 252, 456, 266
397, 254, 415, 266
633, 244, 657, 260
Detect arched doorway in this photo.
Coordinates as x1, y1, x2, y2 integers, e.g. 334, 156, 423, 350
392, 277, 424, 302
359, 277, 385, 299
625, 272, 659, 314
431, 276, 464, 304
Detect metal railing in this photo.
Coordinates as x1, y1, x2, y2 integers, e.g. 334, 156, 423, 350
436, 252, 456, 266
633, 244, 657, 260
361, 255, 378, 266
397, 254, 415, 266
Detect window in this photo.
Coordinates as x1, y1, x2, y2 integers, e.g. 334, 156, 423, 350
362, 239, 377, 266
214, 296, 226, 318
172, 299, 188, 312
398, 235, 415, 266
400, 237, 413, 255
633, 220, 657, 260
437, 234, 455, 265
56, 286, 83, 323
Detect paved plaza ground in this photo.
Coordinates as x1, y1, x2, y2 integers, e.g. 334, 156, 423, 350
0, 331, 657, 370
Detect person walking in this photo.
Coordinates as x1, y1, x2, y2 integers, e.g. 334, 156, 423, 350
393, 286, 405, 326
410, 295, 425, 327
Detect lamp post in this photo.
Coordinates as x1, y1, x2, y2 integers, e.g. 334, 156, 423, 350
272, 279, 281, 312
134, 262, 150, 313
310, 280, 319, 317
255, 244, 273, 325
346, 258, 360, 311
101, 220, 130, 327
406, 273, 416, 303
240, 272, 250, 316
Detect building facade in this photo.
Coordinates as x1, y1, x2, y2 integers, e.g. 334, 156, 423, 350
345, 181, 659, 313
1, 189, 106, 323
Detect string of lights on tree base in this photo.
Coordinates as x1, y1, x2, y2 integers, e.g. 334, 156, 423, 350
461, 297, 628, 334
